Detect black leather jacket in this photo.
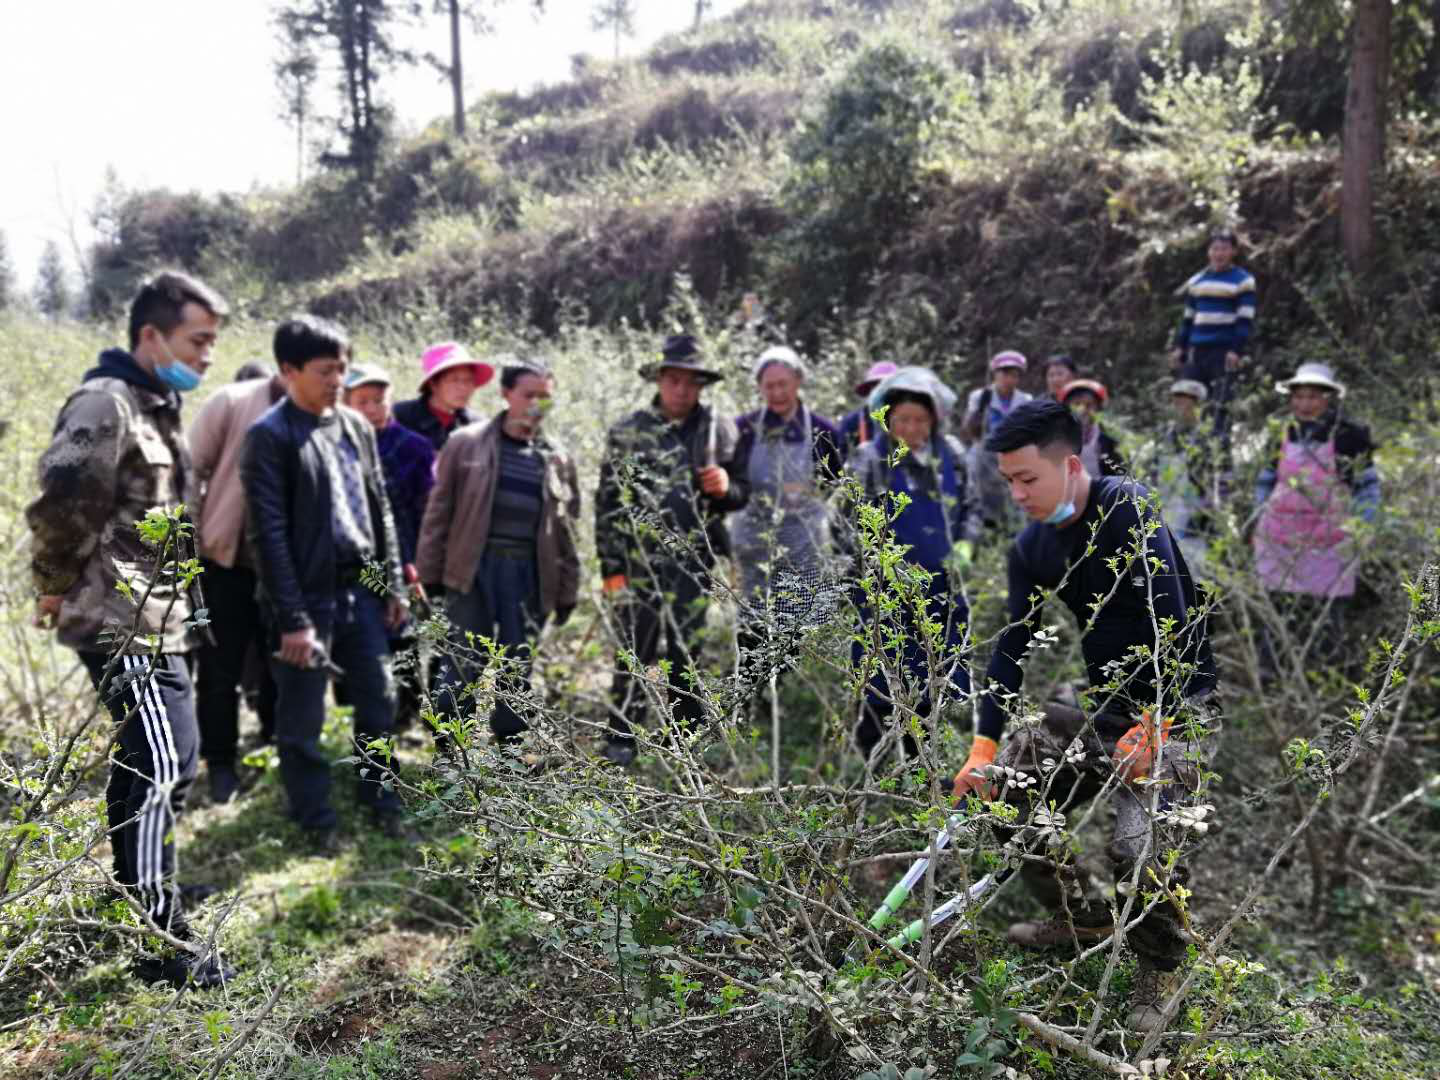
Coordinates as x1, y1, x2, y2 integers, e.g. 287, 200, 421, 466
241, 399, 404, 633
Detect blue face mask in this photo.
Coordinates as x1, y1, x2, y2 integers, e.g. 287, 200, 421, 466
154, 339, 204, 394
1043, 463, 1077, 525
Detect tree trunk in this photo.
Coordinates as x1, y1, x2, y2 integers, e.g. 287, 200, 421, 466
358, 0, 376, 177
449, 0, 465, 137
340, 2, 364, 163
1341, 0, 1391, 275
297, 95, 306, 186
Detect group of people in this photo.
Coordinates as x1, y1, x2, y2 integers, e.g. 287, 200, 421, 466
25, 232, 1378, 1031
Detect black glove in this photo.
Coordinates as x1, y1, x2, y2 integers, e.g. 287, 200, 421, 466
553, 604, 575, 627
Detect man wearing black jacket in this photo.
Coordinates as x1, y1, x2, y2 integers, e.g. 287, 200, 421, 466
241, 317, 413, 848
594, 335, 749, 765
952, 401, 1218, 1035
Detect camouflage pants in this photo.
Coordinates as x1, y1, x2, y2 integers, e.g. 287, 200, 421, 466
989, 709, 1217, 970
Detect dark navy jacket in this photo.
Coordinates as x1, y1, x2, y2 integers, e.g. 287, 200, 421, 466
376, 421, 436, 565
393, 396, 479, 453
981, 476, 1216, 740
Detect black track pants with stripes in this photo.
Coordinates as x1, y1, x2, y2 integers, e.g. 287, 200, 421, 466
80, 651, 199, 937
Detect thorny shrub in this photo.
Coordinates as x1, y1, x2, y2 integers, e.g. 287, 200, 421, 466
1, 301, 1438, 1076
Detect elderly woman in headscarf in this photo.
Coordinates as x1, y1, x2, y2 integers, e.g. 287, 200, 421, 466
732, 347, 845, 697
845, 366, 981, 763
1253, 362, 1378, 666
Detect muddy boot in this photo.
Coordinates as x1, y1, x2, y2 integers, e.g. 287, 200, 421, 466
1126, 958, 1183, 1034
1006, 913, 1114, 950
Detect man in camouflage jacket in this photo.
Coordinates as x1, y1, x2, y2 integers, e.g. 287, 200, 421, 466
593, 334, 749, 765
26, 272, 234, 989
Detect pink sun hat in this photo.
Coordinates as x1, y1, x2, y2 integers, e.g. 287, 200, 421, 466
420, 341, 494, 390
990, 350, 1028, 372
853, 361, 898, 397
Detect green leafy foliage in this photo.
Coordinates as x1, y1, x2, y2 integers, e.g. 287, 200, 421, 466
769, 42, 951, 331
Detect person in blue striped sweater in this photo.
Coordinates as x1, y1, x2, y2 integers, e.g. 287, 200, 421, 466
1169, 229, 1256, 434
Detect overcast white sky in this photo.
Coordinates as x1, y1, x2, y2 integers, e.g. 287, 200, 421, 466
0, 0, 742, 289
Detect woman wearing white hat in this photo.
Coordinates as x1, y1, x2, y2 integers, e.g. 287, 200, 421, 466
1253, 362, 1378, 660
846, 366, 980, 762
731, 347, 845, 697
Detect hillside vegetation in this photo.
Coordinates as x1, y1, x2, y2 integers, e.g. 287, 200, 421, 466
86, 1, 1440, 400
4, 1, 1440, 1078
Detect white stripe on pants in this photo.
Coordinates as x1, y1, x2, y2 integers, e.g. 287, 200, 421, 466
121, 655, 178, 922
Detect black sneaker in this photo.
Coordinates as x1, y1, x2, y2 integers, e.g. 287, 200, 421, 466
135, 949, 236, 989
208, 763, 241, 804
600, 739, 637, 767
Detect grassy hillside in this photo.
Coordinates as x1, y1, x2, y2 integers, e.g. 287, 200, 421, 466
89, 0, 1440, 409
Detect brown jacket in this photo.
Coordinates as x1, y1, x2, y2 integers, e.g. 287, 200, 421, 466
188, 375, 286, 567
415, 414, 581, 615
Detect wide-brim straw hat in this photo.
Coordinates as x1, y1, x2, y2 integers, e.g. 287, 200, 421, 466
1277, 362, 1345, 399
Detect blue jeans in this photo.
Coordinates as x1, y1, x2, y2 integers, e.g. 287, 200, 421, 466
271, 586, 400, 830
435, 549, 543, 740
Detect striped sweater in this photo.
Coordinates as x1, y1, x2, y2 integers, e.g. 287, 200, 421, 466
1175, 265, 1256, 353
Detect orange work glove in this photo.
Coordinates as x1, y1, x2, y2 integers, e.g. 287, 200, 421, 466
697, 465, 729, 498
952, 735, 999, 802
602, 574, 628, 594
1111, 711, 1174, 783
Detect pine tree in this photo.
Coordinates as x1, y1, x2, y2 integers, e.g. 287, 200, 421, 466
34, 242, 71, 320
274, 16, 321, 185
274, 0, 418, 179
425, 1, 545, 139
590, 0, 637, 63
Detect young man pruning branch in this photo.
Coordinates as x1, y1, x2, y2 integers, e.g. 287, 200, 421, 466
953, 400, 1219, 1034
